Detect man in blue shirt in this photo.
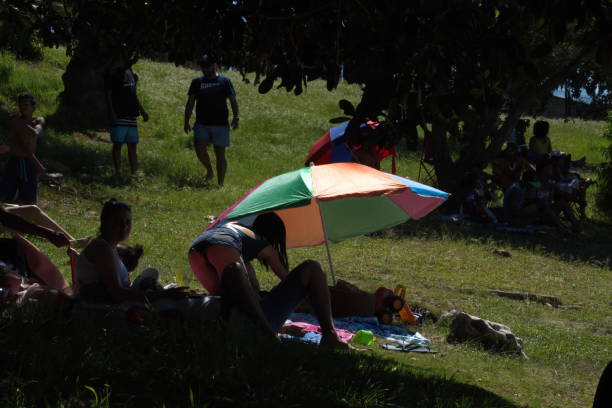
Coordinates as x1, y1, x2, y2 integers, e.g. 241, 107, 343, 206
184, 55, 239, 187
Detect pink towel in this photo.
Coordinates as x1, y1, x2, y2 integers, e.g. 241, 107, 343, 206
281, 321, 354, 341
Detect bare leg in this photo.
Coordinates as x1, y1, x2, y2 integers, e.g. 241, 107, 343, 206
112, 142, 123, 175
188, 251, 221, 295
5, 205, 76, 241
194, 139, 213, 181
221, 262, 277, 339
127, 143, 138, 174
213, 145, 227, 186
296, 260, 349, 349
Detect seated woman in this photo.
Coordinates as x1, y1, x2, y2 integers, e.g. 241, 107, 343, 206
189, 213, 349, 348
76, 199, 220, 322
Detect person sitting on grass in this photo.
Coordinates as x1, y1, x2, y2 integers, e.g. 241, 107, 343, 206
189, 212, 350, 348
76, 199, 193, 305
507, 118, 529, 150
524, 159, 582, 234
492, 144, 534, 192
461, 171, 498, 224
550, 151, 594, 220
0, 93, 46, 204
502, 170, 539, 226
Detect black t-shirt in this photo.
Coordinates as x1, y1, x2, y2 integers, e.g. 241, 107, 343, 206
188, 75, 236, 126
105, 68, 140, 118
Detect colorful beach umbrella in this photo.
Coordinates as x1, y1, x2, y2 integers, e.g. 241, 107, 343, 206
305, 122, 397, 173
207, 163, 448, 283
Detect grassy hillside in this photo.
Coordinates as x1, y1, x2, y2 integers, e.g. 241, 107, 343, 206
0, 47, 610, 408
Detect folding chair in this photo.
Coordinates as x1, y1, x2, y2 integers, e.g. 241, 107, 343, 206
417, 130, 437, 186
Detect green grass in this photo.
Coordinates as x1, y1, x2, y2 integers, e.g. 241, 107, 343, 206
0, 47, 611, 407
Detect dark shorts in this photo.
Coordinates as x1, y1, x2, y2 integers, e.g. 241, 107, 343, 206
0, 157, 38, 203
194, 124, 230, 147
190, 227, 242, 255
259, 264, 309, 332
110, 126, 139, 144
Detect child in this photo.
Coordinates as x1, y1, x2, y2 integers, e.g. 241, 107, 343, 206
0, 93, 45, 204
105, 58, 149, 176
461, 171, 498, 224
116, 243, 164, 291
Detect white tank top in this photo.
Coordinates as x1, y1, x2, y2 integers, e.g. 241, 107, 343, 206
77, 243, 129, 289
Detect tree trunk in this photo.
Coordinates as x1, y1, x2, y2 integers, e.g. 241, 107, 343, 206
59, 52, 113, 129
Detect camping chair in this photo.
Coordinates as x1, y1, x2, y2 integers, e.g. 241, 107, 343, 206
417, 130, 437, 186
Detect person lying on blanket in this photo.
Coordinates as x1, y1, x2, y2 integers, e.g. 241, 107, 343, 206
188, 212, 350, 349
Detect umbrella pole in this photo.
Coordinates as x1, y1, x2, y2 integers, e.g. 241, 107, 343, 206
317, 199, 336, 285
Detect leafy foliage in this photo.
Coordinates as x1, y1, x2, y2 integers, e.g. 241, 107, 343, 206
3, 1, 612, 196
595, 112, 612, 220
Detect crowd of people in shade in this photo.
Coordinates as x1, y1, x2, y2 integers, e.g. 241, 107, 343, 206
461, 119, 593, 234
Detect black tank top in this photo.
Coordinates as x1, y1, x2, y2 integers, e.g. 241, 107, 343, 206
230, 225, 269, 262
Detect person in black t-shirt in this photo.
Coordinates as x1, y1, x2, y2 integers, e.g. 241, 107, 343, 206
184, 55, 239, 187
105, 59, 149, 177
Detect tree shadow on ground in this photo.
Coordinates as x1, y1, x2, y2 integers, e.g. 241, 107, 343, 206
0, 307, 519, 408
37, 127, 116, 186
393, 216, 612, 268
38, 121, 209, 189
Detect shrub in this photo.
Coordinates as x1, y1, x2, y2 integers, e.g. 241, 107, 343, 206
595, 111, 612, 220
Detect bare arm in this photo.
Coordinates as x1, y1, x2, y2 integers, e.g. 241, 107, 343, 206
229, 94, 239, 129
221, 262, 277, 339
244, 262, 261, 292
0, 208, 69, 247
135, 93, 148, 122
29, 153, 46, 176
87, 240, 183, 303
184, 95, 196, 133
258, 246, 289, 281
106, 91, 117, 125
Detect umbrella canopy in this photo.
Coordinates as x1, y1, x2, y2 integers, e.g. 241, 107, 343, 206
207, 163, 448, 281
305, 122, 397, 173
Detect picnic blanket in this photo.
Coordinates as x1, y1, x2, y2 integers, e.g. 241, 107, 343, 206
282, 313, 431, 347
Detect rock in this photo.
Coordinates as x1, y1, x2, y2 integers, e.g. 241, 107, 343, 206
493, 290, 563, 307
443, 309, 526, 358
492, 249, 511, 257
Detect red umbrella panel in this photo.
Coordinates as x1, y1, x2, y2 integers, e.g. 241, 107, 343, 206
305, 121, 397, 173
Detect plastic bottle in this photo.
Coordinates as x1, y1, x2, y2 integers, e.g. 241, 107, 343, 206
352, 330, 375, 346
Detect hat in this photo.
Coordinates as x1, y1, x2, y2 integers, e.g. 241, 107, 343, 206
198, 54, 217, 66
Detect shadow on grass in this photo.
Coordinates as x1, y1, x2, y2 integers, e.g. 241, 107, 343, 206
393, 216, 612, 268
0, 306, 518, 408
37, 127, 210, 191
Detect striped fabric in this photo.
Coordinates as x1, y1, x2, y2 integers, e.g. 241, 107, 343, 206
115, 117, 137, 127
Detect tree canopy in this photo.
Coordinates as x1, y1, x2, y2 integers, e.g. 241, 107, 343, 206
3, 0, 612, 198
